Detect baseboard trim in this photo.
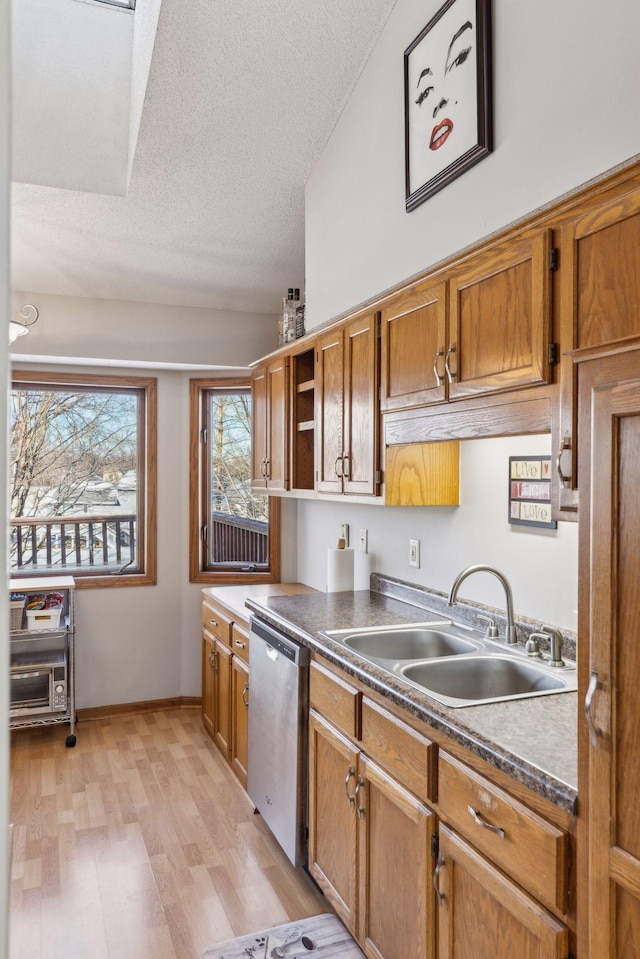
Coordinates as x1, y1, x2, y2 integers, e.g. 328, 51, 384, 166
77, 696, 202, 722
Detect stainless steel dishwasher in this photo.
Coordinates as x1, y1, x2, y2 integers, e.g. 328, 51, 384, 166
248, 615, 310, 866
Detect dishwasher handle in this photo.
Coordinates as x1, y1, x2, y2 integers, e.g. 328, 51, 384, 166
249, 616, 310, 666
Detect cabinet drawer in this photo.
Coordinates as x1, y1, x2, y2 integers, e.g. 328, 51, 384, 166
438, 752, 568, 913
309, 661, 361, 739
201, 599, 232, 646
231, 621, 250, 663
361, 698, 436, 803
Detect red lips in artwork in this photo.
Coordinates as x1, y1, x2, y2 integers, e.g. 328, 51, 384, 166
429, 118, 453, 151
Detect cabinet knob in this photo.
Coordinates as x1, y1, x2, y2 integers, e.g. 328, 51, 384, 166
344, 765, 356, 807
467, 805, 505, 839
444, 343, 457, 384
556, 436, 572, 487
354, 776, 365, 819
433, 348, 445, 387
433, 851, 446, 906
585, 670, 603, 747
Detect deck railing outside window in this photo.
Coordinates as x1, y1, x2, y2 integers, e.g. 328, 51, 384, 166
10, 512, 267, 574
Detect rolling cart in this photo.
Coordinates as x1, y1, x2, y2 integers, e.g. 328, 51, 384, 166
9, 575, 77, 747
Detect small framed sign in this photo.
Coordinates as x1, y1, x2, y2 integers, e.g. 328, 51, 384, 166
508, 456, 557, 529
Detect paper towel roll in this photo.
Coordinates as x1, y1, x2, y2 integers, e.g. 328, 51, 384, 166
327, 547, 354, 592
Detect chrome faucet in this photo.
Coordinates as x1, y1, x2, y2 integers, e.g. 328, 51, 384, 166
448, 565, 517, 645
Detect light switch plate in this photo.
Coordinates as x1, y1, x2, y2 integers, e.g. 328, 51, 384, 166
409, 539, 420, 568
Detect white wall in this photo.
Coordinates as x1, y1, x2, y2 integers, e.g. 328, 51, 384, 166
1, 0, 10, 952
298, 435, 577, 631
305, 0, 640, 327
297, 0, 640, 630
10, 291, 278, 368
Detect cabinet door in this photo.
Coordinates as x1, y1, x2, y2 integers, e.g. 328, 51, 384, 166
380, 280, 447, 412
448, 229, 553, 400
436, 825, 568, 959
308, 710, 359, 934
579, 355, 640, 958
265, 356, 289, 491
343, 312, 379, 496
202, 633, 216, 741
230, 655, 249, 789
556, 183, 640, 515
213, 639, 232, 760
251, 366, 269, 487
315, 329, 345, 493
358, 755, 436, 959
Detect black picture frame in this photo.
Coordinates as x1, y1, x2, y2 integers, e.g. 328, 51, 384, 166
404, 0, 493, 212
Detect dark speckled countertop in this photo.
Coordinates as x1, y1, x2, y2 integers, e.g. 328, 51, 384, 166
245, 574, 578, 814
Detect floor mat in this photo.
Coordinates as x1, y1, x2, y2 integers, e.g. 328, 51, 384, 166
202, 912, 365, 959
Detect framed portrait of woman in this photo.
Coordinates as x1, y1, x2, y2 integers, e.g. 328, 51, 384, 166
404, 0, 492, 211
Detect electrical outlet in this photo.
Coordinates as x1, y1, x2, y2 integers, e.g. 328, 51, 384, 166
359, 528, 368, 554
409, 539, 420, 568
339, 524, 349, 547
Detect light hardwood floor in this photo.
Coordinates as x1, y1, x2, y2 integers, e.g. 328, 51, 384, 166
9, 707, 327, 959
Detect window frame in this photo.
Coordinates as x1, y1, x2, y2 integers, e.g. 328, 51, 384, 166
189, 377, 280, 585
10, 370, 157, 588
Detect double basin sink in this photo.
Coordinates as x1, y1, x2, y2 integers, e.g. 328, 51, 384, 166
323, 621, 577, 708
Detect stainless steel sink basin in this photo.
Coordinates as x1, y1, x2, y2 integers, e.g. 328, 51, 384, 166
340, 627, 478, 661
401, 655, 577, 707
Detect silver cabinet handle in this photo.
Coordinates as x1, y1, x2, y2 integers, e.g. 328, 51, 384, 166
260, 457, 267, 478
234, 639, 246, 649
334, 453, 344, 478
556, 436, 572, 487
354, 776, 365, 819
433, 851, 446, 906
264, 457, 270, 479
342, 452, 350, 478
468, 805, 505, 839
344, 765, 356, 807
242, 683, 249, 708
585, 670, 603, 747
209, 619, 219, 628
208, 650, 217, 670
433, 348, 444, 387
444, 343, 457, 384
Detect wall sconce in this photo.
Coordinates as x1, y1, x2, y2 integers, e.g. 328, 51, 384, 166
9, 305, 39, 344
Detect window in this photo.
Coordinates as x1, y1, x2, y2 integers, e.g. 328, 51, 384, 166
190, 378, 280, 583
10, 371, 157, 587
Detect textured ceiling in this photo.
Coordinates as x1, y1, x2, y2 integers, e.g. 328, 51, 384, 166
11, 0, 397, 314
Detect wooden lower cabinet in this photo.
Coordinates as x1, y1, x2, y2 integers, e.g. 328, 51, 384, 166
308, 710, 360, 934
435, 825, 568, 959
576, 346, 640, 958
230, 654, 249, 789
359, 755, 436, 959
203, 631, 232, 760
308, 709, 436, 959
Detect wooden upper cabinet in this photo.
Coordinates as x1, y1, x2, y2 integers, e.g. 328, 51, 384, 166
251, 356, 289, 491
315, 328, 345, 493
565, 185, 640, 351
447, 228, 553, 399
316, 312, 380, 496
251, 366, 268, 487
555, 182, 640, 515
343, 313, 379, 495
380, 279, 447, 412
